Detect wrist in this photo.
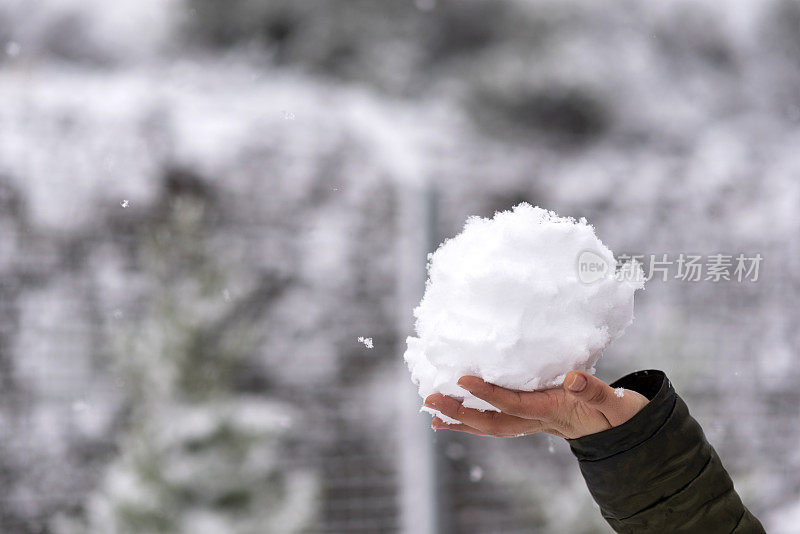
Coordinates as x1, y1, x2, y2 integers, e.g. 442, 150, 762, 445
567, 370, 672, 459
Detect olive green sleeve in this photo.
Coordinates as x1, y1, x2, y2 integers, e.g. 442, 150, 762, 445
568, 370, 765, 534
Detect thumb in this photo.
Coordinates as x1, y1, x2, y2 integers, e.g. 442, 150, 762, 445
564, 370, 614, 408
564, 370, 648, 427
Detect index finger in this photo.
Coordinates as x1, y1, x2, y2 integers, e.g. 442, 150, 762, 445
424, 393, 537, 436
457, 376, 555, 420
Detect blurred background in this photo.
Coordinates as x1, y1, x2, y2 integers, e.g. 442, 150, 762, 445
1, 0, 799, 532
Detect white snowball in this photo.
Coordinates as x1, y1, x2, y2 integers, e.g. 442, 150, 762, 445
403, 203, 644, 423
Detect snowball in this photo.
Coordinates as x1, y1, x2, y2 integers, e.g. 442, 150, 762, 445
403, 203, 644, 423
357, 336, 374, 349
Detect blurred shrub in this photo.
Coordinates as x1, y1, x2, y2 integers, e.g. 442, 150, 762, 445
185, 0, 416, 87
468, 82, 609, 144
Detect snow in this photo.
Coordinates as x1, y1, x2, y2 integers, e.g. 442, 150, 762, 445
766, 500, 800, 534
614, 387, 625, 398
72, 401, 90, 413
119, 199, 129, 208
2, 0, 799, 529
5, 41, 21, 57
469, 466, 484, 482
445, 442, 466, 460
404, 204, 644, 423
358, 337, 374, 349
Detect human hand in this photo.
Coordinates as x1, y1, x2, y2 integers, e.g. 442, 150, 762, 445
425, 370, 649, 439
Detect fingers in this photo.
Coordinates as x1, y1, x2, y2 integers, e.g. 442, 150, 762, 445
425, 393, 541, 437
431, 417, 492, 436
432, 417, 564, 439
564, 371, 611, 404
563, 370, 637, 426
456, 376, 554, 420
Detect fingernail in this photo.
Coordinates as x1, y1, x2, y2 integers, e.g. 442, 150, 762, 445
424, 395, 438, 408
567, 374, 587, 392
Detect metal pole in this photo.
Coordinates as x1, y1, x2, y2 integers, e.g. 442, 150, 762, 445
397, 180, 445, 534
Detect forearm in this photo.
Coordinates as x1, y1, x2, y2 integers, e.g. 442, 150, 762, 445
568, 370, 765, 534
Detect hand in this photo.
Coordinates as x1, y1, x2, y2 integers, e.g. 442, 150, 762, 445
425, 370, 649, 439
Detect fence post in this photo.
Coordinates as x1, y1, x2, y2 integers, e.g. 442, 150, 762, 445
397, 180, 446, 534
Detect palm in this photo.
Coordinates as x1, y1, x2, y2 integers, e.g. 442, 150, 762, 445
556, 389, 614, 438
425, 371, 648, 440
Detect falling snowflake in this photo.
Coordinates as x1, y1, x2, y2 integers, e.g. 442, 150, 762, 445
614, 387, 625, 398
547, 436, 555, 453
469, 465, 484, 482
222, 289, 231, 302
5, 42, 21, 57
445, 442, 466, 460
357, 336, 374, 349
112, 309, 123, 319
120, 199, 130, 208
277, 414, 293, 429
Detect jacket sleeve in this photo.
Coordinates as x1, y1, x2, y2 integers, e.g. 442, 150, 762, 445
567, 370, 765, 534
